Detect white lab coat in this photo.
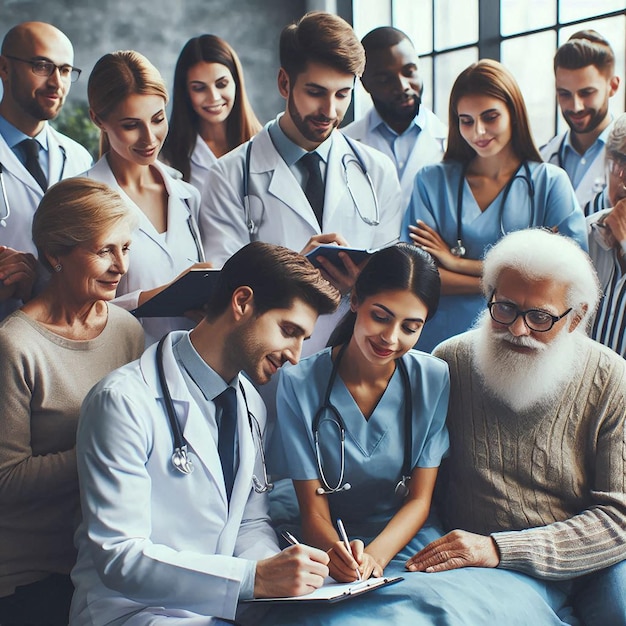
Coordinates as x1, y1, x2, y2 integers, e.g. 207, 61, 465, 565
86, 157, 204, 346
342, 106, 447, 208
199, 120, 403, 266
540, 130, 609, 209
0, 126, 92, 320
70, 331, 279, 626
189, 134, 218, 194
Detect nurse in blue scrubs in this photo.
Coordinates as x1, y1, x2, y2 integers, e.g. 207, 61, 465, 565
402, 59, 587, 353
266, 243, 576, 625
275, 243, 448, 581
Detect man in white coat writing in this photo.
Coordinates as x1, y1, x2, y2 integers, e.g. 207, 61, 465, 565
70, 242, 341, 625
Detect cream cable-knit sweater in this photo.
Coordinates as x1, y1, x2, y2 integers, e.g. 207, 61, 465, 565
434, 330, 626, 581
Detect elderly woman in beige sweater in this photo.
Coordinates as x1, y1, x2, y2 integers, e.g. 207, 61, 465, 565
0, 178, 145, 625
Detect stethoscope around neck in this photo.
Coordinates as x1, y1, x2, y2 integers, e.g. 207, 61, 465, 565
242, 133, 380, 240
156, 337, 273, 493
0, 147, 67, 228
313, 343, 413, 498
450, 159, 535, 257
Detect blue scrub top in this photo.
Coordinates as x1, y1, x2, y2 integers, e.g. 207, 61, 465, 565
401, 160, 588, 352
275, 348, 450, 531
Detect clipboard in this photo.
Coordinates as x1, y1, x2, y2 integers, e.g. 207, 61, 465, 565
244, 575, 403, 604
131, 268, 220, 318
305, 239, 399, 271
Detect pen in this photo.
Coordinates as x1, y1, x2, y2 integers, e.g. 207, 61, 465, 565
281, 530, 300, 546
336, 518, 362, 581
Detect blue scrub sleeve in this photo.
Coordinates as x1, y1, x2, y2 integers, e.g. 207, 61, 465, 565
413, 364, 450, 468
275, 367, 322, 481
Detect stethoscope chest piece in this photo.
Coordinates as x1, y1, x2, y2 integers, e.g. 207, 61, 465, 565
450, 240, 466, 257
172, 445, 194, 475
395, 476, 410, 498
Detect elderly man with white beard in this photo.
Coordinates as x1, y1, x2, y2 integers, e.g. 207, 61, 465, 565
406, 228, 626, 625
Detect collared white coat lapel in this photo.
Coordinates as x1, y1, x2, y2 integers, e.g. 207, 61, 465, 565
251, 128, 320, 233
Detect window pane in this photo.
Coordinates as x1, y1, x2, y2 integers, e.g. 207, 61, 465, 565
433, 48, 479, 121
557, 15, 626, 134
501, 0, 556, 36
393, 0, 433, 54
502, 31, 558, 147
419, 56, 434, 112
352, 0, 391, 39
434, 0, 478, 50
559, 0, 626, 23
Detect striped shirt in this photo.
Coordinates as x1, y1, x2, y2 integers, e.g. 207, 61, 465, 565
588, 209, 626, 358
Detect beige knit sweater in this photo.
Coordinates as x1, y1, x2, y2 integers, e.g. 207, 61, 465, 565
434, 330, 626, 581
0, 304, 144, 597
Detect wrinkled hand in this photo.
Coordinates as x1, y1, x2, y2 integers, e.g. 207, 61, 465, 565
405, 530, 500, 573
255, 544, 329, 598
0, 246, 37, 302
327, 539, 383, 582
408, 220, 458, 270
606, 198, 626, 245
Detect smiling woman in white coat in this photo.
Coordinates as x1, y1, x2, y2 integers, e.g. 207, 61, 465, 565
86, 50, 211, 346
161, 34, 262, 193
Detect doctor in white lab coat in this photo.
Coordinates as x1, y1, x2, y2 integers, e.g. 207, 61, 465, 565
86, 50, 212, 346
0, 20, 93, 321
86, 156, 204, 346
70, 242, 339, 625
540, 30, 620, 210
200, 121, 402, 265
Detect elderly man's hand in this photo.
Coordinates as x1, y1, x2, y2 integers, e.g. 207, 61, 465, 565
405, 529, 500, 573
605, 198, 626, 245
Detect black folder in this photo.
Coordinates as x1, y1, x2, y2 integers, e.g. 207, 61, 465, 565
131, 268, 220, 318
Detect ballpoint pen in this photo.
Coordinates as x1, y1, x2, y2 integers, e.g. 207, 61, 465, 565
336, 518, 362, 581
281, 530, 300, 546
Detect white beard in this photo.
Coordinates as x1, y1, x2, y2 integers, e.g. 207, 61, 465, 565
472, 311, 582, 413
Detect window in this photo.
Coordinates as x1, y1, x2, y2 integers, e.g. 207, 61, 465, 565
352, 0, 625, 146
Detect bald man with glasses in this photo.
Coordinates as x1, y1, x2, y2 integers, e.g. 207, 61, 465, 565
0, 21, 92, 321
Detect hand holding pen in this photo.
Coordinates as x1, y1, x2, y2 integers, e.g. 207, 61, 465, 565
336, 518, 362, 581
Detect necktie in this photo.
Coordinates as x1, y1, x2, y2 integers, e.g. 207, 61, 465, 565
301, 151, 325, 228
214, 386, 238, 500
19, 138, 48, 192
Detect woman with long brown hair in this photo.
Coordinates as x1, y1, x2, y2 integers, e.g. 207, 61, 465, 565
402, 59, 587, 352
161, 35, 261, 192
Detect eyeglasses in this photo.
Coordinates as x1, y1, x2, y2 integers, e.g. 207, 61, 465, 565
4, 55, 81, 83
488, 292, 572, 332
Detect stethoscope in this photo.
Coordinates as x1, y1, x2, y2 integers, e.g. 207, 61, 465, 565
243, 134, 380, 240
0, 146, 67, 228
451, 160, 535, 257
546, 134, 607, 196
156, 336, 273, 493
546, 135, 567, 169
313, 343, 413, 498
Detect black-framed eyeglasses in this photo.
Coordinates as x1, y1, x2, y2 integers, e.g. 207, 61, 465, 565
4, 55, 81, 83
488, 291, 572, 332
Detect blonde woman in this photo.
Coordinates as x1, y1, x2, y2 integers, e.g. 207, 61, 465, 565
0, 178, 144, 625
87, 50, 211, 345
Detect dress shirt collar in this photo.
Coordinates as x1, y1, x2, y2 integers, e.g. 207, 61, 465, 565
172, 332, 237, 401
268, 113, 332, 166
368, 105, 422, 137
0, 114, 49, 151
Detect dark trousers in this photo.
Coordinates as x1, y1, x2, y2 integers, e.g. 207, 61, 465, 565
0, 574, 73, 625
